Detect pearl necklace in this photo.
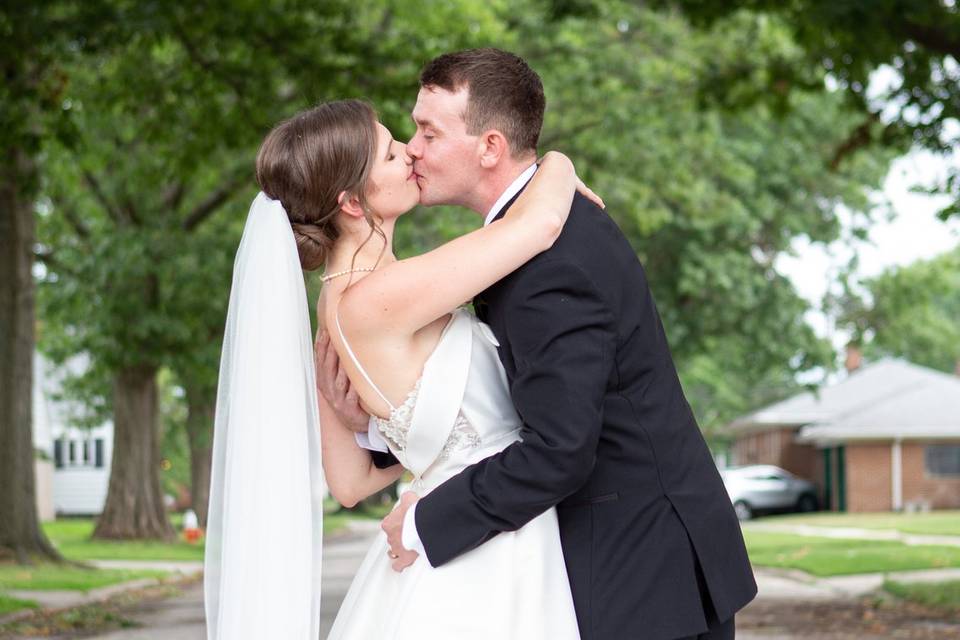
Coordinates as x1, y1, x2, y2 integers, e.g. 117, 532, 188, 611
321, 267, 376, 283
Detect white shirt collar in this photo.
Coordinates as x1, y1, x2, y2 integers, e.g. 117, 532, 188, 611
484, 163, 538, 226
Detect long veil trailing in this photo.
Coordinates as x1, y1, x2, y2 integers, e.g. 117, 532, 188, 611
204, 192, 325, 639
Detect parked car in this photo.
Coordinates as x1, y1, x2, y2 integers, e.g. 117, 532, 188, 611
720, 464, 819, 521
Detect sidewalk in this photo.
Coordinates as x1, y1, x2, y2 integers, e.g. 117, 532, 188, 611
745, 521, 960, 548
751, 565, 960, 599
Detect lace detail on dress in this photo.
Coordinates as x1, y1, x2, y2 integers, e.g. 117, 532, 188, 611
439, 414, 482, 460
372, 378, 482, 459
372, 378, 422, 451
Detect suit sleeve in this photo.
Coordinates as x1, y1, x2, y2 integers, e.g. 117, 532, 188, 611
414, 258, 615, 567
370, 450, 400, 469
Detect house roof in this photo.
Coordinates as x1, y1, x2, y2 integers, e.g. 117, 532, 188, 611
730, 358, 960, 442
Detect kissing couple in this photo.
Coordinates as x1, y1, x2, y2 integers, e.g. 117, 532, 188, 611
205, 47, 756, 640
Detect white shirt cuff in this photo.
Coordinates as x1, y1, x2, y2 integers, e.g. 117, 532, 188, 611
354, 415, 389, 453
402, 502, 426, 557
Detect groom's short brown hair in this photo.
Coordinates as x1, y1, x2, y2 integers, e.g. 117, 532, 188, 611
420, 48, 544, 157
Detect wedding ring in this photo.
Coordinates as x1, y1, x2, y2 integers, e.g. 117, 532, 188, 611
388, 550, 399, 559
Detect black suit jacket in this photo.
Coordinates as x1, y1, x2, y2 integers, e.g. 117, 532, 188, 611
411, 191, 756, 640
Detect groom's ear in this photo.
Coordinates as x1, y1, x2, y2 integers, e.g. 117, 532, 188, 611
337, 191, 366, 219
477, 129, 510, 169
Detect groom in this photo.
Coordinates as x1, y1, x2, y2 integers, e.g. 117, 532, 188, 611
319, 48, 756, 640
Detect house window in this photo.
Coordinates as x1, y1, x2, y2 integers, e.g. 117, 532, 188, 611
54, 440, 64, 469
69, 440, 76, 464
925, 445, 960, 477
95, 439, 104, 468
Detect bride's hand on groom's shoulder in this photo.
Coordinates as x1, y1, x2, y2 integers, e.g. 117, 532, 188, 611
315, 329, 370, 433
538, 151, 605, 210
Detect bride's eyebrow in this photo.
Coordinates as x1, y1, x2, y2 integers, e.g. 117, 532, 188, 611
386, 138, 394, 159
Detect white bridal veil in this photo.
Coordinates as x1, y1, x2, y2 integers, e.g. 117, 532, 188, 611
204, 192, 325, 639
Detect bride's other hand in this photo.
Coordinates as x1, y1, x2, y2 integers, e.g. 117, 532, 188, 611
504, 150, 576, 242
539, 151, 604, 210
316, 329, 370, 433
575, 173, 605, 209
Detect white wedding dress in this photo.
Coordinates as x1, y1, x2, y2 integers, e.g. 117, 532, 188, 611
327, 307, 580, 639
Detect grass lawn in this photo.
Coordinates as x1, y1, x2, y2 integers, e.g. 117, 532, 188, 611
884, 579, 960, 612
43, 519, 205, 562
744, 530, 960, 576
0, 594, 39, 616
0, 564, 166, 592
757, 511, 960, 536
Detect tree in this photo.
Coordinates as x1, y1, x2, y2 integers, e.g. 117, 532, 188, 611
36, 0, 510, 537
655, 0, 960, 219
836, 246, 960, 373
396, 2, 896, 433
0, 1, 123, 563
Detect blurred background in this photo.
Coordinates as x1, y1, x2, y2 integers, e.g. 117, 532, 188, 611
1, 1, 958, 637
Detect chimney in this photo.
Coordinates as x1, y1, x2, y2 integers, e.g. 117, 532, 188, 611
845, 343, 863, 374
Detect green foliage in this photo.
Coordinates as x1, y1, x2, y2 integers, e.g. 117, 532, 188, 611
31, 0, 901, 452
836, 246, 960, 373
403, 2, 894, 432
656, 0, 960, 219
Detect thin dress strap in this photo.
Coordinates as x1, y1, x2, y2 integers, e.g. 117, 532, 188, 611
333, 309, 395, 411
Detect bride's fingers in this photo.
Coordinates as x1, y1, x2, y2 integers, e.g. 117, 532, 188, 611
345, 384, 359, 407
574, 175, 605, 209
334, 365, 349, 392
321, 337, 339, 381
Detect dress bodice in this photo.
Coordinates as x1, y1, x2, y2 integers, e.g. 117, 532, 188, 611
336, 307, 522, 492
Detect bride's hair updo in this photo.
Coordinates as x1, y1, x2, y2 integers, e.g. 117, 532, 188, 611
255, 100, 380, 271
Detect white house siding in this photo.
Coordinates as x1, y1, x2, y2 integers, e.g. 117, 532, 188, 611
51, 424, 113, 516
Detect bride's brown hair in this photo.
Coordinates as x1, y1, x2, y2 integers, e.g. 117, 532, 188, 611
256, 99, 386, 272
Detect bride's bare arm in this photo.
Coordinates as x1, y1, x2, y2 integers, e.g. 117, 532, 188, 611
316, 331, 404, 506
341, 151, 578, 335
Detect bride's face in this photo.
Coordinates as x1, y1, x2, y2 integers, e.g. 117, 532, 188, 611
364, 122, 420, 219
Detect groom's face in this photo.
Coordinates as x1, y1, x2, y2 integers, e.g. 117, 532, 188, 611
407, 86, 481, 208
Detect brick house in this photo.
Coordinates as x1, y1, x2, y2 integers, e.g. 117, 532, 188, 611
728, 358, 960, 512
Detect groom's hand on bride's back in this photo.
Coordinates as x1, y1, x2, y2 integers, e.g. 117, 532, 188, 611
315, 329, 370, 433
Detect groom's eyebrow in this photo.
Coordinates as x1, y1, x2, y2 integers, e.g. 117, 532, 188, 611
413, 115, 435, 129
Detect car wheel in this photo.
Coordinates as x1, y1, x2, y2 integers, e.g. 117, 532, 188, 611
796, 493, 818, 513
733, 500, 753, 521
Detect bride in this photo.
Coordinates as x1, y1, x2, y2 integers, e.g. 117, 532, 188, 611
205, 99, 596, 639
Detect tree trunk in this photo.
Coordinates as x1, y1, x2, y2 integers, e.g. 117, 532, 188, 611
93, 365, 175, 540
0, 148, 62, 563
184, 383, 214, 528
